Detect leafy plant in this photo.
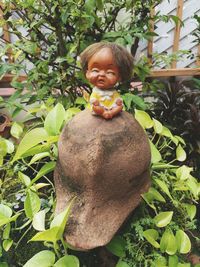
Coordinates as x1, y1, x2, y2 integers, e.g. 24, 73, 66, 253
148, 80, 200, 172
0, 102, 81, 266
107, 109, 200, 267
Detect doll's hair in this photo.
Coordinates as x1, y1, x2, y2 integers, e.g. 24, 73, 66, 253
80, 42, 134, 82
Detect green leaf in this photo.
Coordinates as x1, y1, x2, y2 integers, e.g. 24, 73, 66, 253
10, 122, 23, 139
75, 97, 87, 105
176, 165, 193, 180
12, 128, 49, 162
24, 189, 41, 219
32, 210, 46, 231
174, 135, 186, 145
153, 118, 163, 134
44, 103, 65, 136
143, 229, 160, 248
30, 161, 56, 185
30, 227, 60, 243
134, 109, 153, 129
176, 230, 191, 254
160, 229, 177, 255
154, 211, 173, 228
0, 138, 7, 157
3, 223, 10, 239
3, 239, 13, 251
183, 204, 196, 220
148, 187, 166, 202
65, 107, 81, 123
0, 204, 12, 218
29, 152, 50, 165
54, 255, 80, 267
18, 171, 31, 187
21, 144, 50, 158
116, 260, 130, 267
5, 140, 14, 154
154, 179, 173, 200
106, 236, 126, 257
149, 140, 162, 163
50, 198, 74, 239
24, 250, 55, 267
176, 145, 186, 162
122, 94, 146, 110
168, 255, 178, 267
186, 177, 199, 199
160, 126, 173, 139
153, 256, 167, 267
0, 213, 20, 227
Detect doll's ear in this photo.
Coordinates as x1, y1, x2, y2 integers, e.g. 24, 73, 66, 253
86, 70, 90, 80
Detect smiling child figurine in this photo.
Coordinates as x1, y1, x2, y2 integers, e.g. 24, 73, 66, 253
80, 42, 134, 119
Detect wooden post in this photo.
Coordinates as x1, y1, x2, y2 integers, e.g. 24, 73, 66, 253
171, 0, 183, 69
197, 45, 200, 67
147, 8, 155, 65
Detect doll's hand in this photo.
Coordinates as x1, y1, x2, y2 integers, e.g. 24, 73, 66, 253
93, 100, 100, 106
116, 99, 123, 106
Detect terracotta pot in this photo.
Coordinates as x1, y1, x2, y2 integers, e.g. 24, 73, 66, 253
0, 114, 11, 138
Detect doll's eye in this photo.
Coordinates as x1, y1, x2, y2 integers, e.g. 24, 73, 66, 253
91, 68, 99, 73
107, 70, 115, 75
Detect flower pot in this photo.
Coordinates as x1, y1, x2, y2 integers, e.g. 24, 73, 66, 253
0, 114, 11, 138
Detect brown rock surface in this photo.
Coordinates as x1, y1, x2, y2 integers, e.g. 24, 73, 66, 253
54, 109, 151, 250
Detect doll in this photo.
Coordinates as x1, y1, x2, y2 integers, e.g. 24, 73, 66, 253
80, 42, 134, 119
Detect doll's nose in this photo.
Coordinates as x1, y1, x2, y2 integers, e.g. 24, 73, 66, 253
99, 70, 106, 76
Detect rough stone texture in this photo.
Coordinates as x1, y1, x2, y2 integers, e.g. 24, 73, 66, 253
54, 109, 151, 250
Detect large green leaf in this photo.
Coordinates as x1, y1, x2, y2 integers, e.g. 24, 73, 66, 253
149, 140, 162, 163
153, 118, 163, 134
154, 211, 173, 228
44, 103, 65, 136
183, 204, 196, 220
24, 250, 55, 267
30, 227, 60, 243
3, 239, 13, 252
12, 128, 49, 162
32, 210, 46, 231
18, 171, 31, 187
154, 179, 173, 200
10, 122, 23, 139
0, 214, 20, 227
65, 107, 81, 123
50, 198, 75, 239
106, 236, 126, 257
160, 229, 177, 255
176, 145, 186, 162
176, 230, 191, 254
176, 165, 193, 180
0, 204, 12, 218
143, 229, 160, 248
134, 109, 153, 129
29, 152, 50, 166
54, 255, 80, 267
168, 255, 178, 267
24, 189, 41, 219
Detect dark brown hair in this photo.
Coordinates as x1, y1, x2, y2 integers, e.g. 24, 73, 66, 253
80, 42, 134, 82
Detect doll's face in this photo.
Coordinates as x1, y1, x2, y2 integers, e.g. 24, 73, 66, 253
86, 48, 121, 90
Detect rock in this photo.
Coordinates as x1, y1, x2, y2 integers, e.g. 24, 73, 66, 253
54, 109, 151, 250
